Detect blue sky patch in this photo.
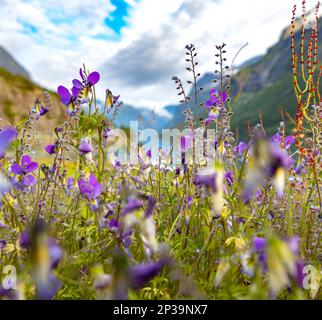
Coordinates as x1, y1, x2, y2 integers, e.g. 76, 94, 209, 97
104, 0, 132, 37
21, 21, 38, 34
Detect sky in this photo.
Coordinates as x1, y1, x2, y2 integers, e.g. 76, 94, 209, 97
0, 0, 316, 115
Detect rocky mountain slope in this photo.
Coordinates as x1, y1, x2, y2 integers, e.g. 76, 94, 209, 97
158, 16, 322, 139
0, 48, 65, 134
0, 46, 30, 79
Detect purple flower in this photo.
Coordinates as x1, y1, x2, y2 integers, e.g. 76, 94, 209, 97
37, 107, 48, 119
287, 236, 300, 256
220, 91, 228, 103
146, 149, 152, 159
186, 195, 192, 208
205, 89, 220, 109
57, 85, 79, 106
253, 237, 267, 251
72, 78, 82, 89
11, 155, 38, 174
0, 286, 18, 300
225, 171, 233, 186
78, 69, 100, 87
0, 127, 17, 156
112, 94, 120, 105
285, 135, 295, 149
204, 107, 221, 125
33, 99, 48, 120
271, 133, 281, 145
45, 144, 56, 155
47, 238, 63, 269
181, 131, 194, 152
204, 117, 214, 126
122, 230, 133, 250
67, 177, 74, 196
271, 133, 295, 150
105, 89, 120, 112
295, 260, 305, 287
36, 273, 62, 300
19, 230, 30, 249
11, 155, 38, 186
145, 195, 156, 217
85, 71, 100, 87
103, 127, 114, 139
122, 198, 143, 216
55, 127, 63, 134
109, 219, 121, 232
130, 260, 166, 290
193, 171, 217, 192
285, 237, 306, 287
78, 174, 102, 201
39, 105, 48, 116
253, 237, 267, 268
0, 239, 6, 251
234, 141, 248, 155
205, 89, 228, 109
79, 138, 93, 155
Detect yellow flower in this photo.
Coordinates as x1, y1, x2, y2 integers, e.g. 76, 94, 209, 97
225, 236, 246, 250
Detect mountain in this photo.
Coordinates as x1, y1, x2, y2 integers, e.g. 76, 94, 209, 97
0, 13, 320, 143
230, 16, 322, 139
237, 55, 263, 69
0, 47, 65, 135
154, 15, 322, 140
0, 47, 30, 79
110, 104, 158, 129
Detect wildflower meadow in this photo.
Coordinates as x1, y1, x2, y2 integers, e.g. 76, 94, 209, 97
0, 1, 321, 301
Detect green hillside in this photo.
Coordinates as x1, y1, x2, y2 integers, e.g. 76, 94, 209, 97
231, 72, 297, 139
163, 16, 322, 141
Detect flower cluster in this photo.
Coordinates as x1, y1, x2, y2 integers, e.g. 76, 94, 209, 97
0, 2, 321, 300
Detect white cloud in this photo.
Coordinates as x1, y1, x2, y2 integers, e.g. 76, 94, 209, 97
0, 0, 315, 112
